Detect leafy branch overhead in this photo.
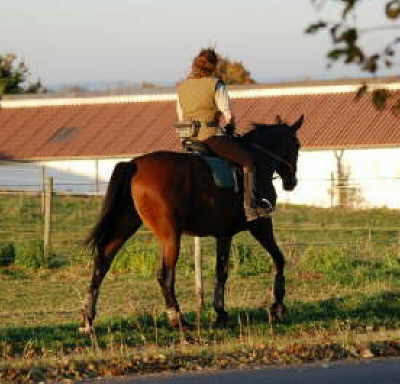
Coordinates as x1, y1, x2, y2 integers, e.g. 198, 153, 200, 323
306, 0, 400, 112
0, 53, 46, 96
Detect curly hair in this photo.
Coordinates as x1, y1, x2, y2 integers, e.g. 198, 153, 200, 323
191, 48, 218, 78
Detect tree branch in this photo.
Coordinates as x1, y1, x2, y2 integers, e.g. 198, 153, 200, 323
359, 24, 400, 33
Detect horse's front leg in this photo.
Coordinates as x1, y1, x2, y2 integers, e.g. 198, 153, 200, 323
249, 218, 287, 323
214, 236, 232, 326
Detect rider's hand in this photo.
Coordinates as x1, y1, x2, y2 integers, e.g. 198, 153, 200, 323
223, 123, 235, 135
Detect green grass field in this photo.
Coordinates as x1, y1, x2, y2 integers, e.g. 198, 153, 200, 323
0, 194, 400, 383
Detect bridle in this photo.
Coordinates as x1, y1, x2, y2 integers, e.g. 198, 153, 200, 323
250, 142, 295, 173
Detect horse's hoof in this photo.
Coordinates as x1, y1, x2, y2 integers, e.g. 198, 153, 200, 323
166, 309, 192, 331
179, 318, 193, 331
79, 325, 93, 335
170, 319, 192, 331
168, 315, 192, 331
79, 316, 94, 336
215, 311, 229, 328
268, 303, 287, 324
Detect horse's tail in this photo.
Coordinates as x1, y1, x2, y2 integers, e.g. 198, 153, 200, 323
86, 160, 138, 254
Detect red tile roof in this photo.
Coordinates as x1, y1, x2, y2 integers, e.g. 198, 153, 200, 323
1, 83, 400, 160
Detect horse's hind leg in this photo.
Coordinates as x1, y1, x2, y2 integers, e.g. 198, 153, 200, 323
249, 218, 287, 323
156, 230, 187, 329
214, 236, 232, 326
81, 222, 141, 335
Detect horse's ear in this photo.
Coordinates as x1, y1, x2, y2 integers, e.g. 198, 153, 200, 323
291, 115, 304, 133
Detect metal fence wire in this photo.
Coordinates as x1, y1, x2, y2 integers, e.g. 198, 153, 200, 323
0, 176, 399, 263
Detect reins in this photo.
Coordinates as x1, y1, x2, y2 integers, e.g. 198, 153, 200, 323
250, 142, 295, 172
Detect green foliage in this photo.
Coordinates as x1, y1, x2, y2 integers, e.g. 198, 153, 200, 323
0, 243, 15, 266
111, 238, 158, 278
386, 0, 400, 19
305, 0, 400, 73
13, 239, 62, 269
0, 53, 46, 95
14, 240, 45, 269
231, 241, 272, 277
301, 246, 352, 283
300, 245, 400, 287
1, 197, 400, 379
372, 88, 391, 111
306, 0, 400, 111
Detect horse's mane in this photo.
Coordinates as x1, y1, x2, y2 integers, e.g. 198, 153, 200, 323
241, 123, 291, 148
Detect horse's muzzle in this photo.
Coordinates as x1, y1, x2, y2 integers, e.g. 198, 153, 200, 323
283, 177, 297, 191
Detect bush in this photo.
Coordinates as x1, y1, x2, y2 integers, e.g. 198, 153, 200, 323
301, 246, 359, 286
0, 243, 15, 266
231, 241, 273, 277
111, 238, 158, 278
15, 240, 48, 269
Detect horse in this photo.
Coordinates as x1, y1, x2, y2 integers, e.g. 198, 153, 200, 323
80, 115, 303, 334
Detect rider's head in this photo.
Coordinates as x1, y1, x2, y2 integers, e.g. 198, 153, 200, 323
191, 48, 218, 78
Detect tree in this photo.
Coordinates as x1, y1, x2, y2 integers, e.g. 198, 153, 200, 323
306, 0, 400, 112
216, 54, 256, 85
0, 53, 46, 95
177, 51, 256, 86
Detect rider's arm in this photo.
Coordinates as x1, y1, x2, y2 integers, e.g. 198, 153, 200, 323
215, 81, 234, 133
215, 81, 233, 125
176, 97, 184, 121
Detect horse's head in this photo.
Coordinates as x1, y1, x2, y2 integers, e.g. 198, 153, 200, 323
242, 115, 303, 191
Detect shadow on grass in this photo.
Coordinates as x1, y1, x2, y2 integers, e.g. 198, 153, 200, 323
1, 291, 400, 357
287, 291, 400, 326
226, 291, 400, 330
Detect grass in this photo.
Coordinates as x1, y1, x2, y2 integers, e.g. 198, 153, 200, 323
0, 194, 400, 382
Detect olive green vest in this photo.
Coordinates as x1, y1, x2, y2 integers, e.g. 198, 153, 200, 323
177, 77, 219, 123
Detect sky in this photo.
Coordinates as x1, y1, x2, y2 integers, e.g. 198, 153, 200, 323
0, 0, 398, 89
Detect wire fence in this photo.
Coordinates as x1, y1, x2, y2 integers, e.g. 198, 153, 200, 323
0, 176, 399, 260
0, 181, 399, 315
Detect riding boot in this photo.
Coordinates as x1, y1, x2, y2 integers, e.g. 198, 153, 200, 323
243, 169, 273, 222
243, 168, 256, 220
254, 167, 276, 211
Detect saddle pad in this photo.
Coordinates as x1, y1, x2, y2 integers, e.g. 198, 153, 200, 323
202, 155, 236, 189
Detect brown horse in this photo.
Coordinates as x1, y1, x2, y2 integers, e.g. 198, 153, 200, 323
81, 116, 303, 334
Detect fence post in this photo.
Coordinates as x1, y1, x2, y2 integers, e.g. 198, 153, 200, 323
41, 166, 46, 214
43, 177, 53, 263
330, 171, 334, 208
398, 231, 400, 257
194, 236, 204, 311
95, 159, 99, 194
368, 225, 372, 257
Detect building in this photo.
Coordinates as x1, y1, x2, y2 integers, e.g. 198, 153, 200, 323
1, 78, 399, 207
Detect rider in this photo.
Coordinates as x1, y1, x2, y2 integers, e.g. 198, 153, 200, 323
176, 48, 274, 221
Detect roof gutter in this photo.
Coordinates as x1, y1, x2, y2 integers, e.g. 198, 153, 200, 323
2, 82, 400, 109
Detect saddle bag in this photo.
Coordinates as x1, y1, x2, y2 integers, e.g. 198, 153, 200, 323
175, 121, 201, 139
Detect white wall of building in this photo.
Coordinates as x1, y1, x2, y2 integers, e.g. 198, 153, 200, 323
37, 158, 132, 193
1, 148, 399, 208
276, 147, 400, 208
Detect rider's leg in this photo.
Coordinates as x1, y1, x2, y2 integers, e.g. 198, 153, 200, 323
253, 161, 276, 212
204, 136, 274, 219
204, 136, 254, 168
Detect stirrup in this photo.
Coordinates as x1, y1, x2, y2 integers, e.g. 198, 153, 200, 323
257, 198, 274, 213
260, 198, 273, 209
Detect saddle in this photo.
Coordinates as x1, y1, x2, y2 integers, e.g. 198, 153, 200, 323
182, 139, 240, 191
